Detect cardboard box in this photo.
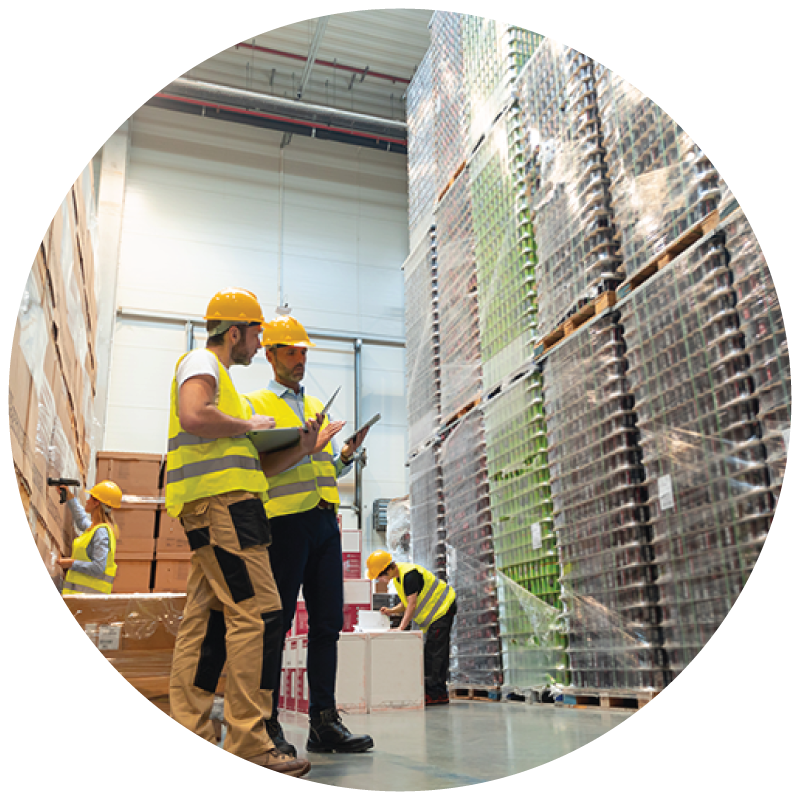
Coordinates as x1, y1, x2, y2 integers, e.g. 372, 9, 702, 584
96, 452, 163, 498
296, 638, 309, 714
155, 509, 190, 556
335, 632, 369, 713
293, 600, 309, 636
112, 554, 153, 593
114, 504, 159, 557
9, 320, 33, 469
153, 553, 192, 593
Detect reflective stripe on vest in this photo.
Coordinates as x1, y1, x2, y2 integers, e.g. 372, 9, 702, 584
62, 523, 117, 596
244, 388, 339, 516
393, 562, 455, 631
165, 350, 267, 517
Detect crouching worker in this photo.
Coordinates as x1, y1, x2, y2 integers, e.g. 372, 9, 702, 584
366, 551, 457, 706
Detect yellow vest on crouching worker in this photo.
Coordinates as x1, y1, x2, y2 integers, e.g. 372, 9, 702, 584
165, 351, 267, 517
244, 388, 339, 516
393, 562, 456, 632
62, 524, 118, 595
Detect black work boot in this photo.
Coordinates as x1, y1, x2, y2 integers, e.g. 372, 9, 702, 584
265, 713, 298, 758
306, 708, 374, 753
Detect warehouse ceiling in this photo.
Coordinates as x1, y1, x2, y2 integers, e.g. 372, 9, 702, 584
146, 9, 434, 152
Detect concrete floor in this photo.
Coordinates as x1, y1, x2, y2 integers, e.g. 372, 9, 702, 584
272, 701, 632, 791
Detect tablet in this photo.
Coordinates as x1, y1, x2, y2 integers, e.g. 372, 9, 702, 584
247, 427, 301, 453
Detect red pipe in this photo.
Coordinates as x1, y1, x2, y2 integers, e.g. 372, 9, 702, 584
235, 41, 411, 85
154, 92, 407, 146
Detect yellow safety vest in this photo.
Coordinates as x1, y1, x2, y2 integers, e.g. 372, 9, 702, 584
165, 350, 267, 517
62, 523, 118, 595
393, 562, 456, 632
244, 388, 339, 517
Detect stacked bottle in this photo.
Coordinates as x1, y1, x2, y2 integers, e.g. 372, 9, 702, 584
544, 313, 668, 691
620, 231, 774, 677
441, 407, 501, 686
596, 63, 721, 274
516, 41, 622, 336
436, 167, 483, 420
408, 444, 447, 578
723, 210, 790, 497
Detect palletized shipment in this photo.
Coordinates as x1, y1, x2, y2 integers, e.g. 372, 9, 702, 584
9, 8, 789, 793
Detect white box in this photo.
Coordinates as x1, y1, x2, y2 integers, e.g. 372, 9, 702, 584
341, 529, 362, 554
343, 579, 371, 605
335, 632, 369, 713
369, 630, 424, 711
335, 631, 424, 714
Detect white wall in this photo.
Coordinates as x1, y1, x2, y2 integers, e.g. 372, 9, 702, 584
103, 105, 409, 539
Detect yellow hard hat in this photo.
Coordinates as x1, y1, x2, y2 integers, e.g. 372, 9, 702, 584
89, 480, 123, 509
261, 315, 317, 348
205, 288, 266, 328
366, 550, 394, 580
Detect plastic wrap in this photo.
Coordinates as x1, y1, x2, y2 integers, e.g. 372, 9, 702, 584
408, 444, 445, 577
406, 46, 438, 242
620, 228, 775, 675
516, 41, 622, 337
596, 62, 721, 275
386, 496, 412, 563
468, 108, 536, 388
543, 312, 667, 692
436, 167, 483, 419
440, 407, 502, 686
430, 11, 468, 198
461, 16, 542, 149
722, 210, 790, 493
403, 225, 441, 451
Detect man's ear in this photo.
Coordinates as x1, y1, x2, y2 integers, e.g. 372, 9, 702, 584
229, 325, 241, 345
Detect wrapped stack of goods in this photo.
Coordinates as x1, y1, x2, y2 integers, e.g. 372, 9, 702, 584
440, 408, 501, 688
436, 168, 482, 421
517, 41, 622, 337
723, 210, 790, 497
543, 313, 668, 692
12, 165, 101, 586
620, 230, 774, 678
407, 445, 446, 578
596, 62, 721, 275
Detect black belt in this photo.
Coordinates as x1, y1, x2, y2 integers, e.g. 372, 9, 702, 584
317, 499, 334, 510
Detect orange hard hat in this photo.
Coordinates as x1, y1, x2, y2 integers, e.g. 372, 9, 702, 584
205, 288, 266, 329
261, 315, 316, 348
366, 550, 394, 580
89, 480, 123, 509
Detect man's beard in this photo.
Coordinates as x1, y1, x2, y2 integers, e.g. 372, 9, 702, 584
231, 340, 252, 366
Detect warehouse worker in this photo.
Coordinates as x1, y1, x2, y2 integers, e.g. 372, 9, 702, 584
58, 481, 122, 595
367, 551, 457, 706
166, 288, 332, 778
245, 315, 374, 756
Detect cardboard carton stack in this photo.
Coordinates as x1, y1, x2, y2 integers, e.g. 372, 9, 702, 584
12, 166, 101, 584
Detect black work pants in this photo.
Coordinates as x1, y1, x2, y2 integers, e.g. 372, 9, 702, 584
424, 601, 456, 699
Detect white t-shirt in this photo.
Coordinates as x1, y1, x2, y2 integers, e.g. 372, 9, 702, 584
176, 349, 222, 403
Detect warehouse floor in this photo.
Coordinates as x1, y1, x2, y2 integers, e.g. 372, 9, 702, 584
259, 701, 631, 790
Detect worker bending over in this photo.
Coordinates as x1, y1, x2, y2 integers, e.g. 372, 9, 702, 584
166, 289, 335, 777
367, 551, 457, 706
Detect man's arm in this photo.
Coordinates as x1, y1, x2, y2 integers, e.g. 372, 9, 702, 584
397, 593, 418, 631
179, 375, 275, 437
260, 418, 345, 477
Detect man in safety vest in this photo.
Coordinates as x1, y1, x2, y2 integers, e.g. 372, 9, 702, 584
245, 315, 374, 756
367, 551, 457, 706
165, 289, 335, 777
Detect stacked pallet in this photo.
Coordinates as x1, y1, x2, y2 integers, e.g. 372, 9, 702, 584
12, 166, 101, 584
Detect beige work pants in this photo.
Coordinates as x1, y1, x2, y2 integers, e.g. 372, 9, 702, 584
169, 491, 282, 761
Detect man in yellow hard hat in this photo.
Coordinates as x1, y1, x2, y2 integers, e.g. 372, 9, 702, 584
165, 289, 335, 777
245, 315, 374, 756
367, 550, 457, 706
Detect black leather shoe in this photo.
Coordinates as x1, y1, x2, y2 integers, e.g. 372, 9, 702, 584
265, 714, 298, 758
306, 708, 374, 753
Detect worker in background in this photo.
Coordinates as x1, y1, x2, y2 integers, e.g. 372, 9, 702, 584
166, 289, 336, 778
367, 551, 457, 706
245, 315, 374, 756
58, 480, 122, 595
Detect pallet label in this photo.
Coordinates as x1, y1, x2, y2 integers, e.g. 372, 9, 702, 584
658, 475, 675, 512
531, 522, 542, 550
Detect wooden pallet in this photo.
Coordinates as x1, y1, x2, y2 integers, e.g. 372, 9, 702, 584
556, 689, 658, 711
441, 394, 481, 431
449, 684, 502, 702
533, 290, 617, 358
616, 209, 721, 301
437, 160, 468, 203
